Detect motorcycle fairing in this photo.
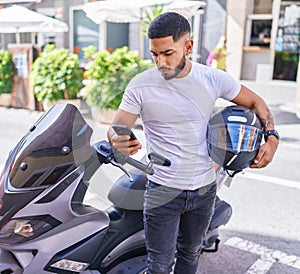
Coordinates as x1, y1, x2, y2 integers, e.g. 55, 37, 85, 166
0, 163, 110, 273
0, 248, 22, 273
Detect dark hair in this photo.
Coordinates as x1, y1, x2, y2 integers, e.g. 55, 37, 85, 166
148, 12, 191, 42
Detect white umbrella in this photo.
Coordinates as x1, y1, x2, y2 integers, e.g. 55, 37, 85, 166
0, 5, 68, 43
83, 0, 204, 24
82, 0, 205, 58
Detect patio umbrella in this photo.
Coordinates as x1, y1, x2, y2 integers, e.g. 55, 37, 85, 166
82, 0, 204, 23
0, 5, 68, 43
82, 0, 205, 58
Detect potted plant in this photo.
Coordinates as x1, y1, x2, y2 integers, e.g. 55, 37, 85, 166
31, 44, 84, 111
82, 46, 153, 123
0, 50, 14, 107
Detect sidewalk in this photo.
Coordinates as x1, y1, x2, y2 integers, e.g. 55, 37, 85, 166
241, 79, 300, 117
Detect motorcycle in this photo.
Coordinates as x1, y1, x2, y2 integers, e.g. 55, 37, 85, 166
0, 103, 234, 274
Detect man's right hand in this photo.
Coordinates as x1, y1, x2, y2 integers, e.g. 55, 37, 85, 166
110, 132, 142, 155
106, 109, 142, 155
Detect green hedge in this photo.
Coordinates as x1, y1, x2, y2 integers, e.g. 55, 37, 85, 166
31, 44, 84, 102
0, 50, 14, 94
83, 46, 153, 110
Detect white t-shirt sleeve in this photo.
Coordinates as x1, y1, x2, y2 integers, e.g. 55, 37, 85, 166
119, 87, 141, 115
211, 69, 241, 101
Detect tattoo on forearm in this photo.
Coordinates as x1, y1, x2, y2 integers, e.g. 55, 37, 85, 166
259, 109, 274, 129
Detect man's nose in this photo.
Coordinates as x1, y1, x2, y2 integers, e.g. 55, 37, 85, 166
156, 54, 167, 67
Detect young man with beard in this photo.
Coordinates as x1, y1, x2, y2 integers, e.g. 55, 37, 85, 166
107, 12, 278, 274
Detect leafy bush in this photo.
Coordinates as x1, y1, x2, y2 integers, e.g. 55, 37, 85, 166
83, 46, 153, 110
31, 44, 83, 102
0, 50, 14, 94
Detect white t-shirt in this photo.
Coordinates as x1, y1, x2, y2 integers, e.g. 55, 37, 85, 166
119, 62, 241, 190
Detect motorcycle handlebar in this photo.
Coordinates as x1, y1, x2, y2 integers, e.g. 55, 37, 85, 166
94, 140, 155, 175
124, 156, 154, 175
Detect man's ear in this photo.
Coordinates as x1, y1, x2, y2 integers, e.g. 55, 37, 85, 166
185, 39, 194, 55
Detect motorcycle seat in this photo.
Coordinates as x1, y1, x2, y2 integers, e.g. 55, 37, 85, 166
108, 172, 147, 210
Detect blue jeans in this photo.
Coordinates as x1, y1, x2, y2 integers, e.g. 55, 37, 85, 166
144, 181, 217, 274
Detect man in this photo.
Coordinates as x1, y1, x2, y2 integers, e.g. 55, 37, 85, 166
107, 12, 278, 274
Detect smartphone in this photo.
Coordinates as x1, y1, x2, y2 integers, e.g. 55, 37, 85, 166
112, 124, 137, 141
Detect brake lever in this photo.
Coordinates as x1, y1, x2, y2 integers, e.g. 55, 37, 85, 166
109, 157, 134, 182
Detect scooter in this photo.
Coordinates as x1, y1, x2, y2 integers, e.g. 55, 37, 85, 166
0, 104, 233, 274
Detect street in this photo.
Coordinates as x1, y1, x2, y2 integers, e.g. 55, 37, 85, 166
0, 104, 300, 273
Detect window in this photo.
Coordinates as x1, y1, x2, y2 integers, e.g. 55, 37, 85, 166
245, 14, 273, 48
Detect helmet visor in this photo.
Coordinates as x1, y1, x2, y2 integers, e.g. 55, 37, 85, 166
208, 123, 263, 153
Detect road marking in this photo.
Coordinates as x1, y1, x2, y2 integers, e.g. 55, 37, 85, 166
246, 259, 274, 274
225, 237, 300, 273
240, 171, 300, 190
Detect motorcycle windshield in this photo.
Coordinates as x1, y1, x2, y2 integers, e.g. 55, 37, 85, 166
8, 104, 93, 189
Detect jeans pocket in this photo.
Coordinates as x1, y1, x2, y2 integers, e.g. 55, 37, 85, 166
144, 181, 181, 210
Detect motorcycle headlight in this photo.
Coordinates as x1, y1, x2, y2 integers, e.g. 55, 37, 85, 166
0, 215, 61, 245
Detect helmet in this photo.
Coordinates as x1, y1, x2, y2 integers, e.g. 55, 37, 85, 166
207, 105, 263, 171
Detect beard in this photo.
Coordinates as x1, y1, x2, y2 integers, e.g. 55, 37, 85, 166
159, 54, 186, 80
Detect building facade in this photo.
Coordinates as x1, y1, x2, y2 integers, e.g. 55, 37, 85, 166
226, 0, 300, 83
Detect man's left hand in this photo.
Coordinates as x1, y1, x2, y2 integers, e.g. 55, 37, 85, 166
250, 137, 279, 168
